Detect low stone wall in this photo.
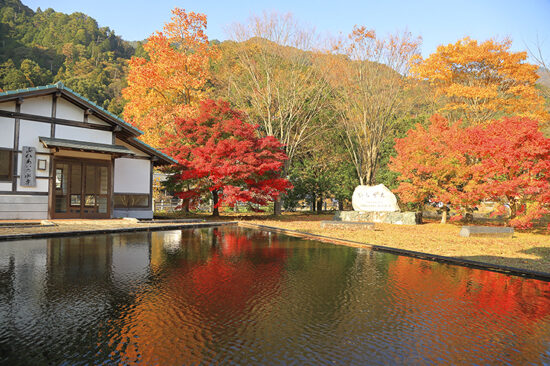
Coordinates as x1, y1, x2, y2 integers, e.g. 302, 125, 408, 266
334, 211, 421, 225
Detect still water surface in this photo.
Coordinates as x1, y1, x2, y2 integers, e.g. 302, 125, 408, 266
0, 226, 549, 365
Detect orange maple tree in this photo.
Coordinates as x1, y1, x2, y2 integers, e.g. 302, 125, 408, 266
410, 37, 549, 125
122, 8, 217, 147
389, 114, 476, 223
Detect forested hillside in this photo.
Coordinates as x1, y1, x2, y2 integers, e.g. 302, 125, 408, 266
0, 0, 140, 114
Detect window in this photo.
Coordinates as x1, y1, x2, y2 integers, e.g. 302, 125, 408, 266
114, 194, 150, 209
0, 150, 12, 181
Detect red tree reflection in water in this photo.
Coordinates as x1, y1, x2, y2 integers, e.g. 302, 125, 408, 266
110, 229, 288, 365
387, 256, 550, 364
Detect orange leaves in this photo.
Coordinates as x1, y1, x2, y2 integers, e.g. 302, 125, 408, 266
410, 37, 549, 124
163, 8, 208, 47
122, 8, 217, 147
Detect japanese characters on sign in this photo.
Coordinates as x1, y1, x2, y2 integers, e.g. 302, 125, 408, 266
20, 146, 36, 187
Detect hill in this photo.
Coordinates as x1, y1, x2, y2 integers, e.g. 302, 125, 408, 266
0, 0, 139, 114
1, 0, 550, 120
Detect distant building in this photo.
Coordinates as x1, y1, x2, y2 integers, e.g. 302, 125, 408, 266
0, 82, 175, 219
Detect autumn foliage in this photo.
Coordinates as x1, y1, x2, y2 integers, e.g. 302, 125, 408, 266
326, 26, 422, 186
123, 8, 217, 147
163, 99, 291, 215
390, 115, 550, 228
389, 115, 474, 211
410, 37, 549, 125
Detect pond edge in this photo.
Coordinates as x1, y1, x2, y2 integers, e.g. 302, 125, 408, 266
0, 221, 238, 242
238, 222, 550, 282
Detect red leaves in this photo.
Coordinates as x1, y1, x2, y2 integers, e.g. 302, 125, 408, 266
391, 115, 550, 228
163, 99, 291, 209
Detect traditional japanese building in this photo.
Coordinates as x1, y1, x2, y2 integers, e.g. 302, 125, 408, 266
0, 82, 175, 219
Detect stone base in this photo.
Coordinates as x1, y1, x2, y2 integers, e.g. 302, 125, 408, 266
334, 211, 421, 225
459, 226, 514, 238
321, 221, 375, 230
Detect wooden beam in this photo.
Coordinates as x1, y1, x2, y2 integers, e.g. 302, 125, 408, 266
51, 94, 57, 137
12, 102, 20, 192
0, 110, 112, 131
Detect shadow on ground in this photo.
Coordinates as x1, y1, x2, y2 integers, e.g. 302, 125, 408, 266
460, 246, 550, 276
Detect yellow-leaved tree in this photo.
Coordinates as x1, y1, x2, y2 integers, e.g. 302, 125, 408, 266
122, 8, 218, 147
410, 37, 549, 125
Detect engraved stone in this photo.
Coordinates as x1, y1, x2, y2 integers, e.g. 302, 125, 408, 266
352, 184, 399, 212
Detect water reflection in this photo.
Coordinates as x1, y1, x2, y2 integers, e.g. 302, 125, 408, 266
0, 227, 548, 365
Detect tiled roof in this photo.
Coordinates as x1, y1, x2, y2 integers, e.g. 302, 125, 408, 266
39, 136, 135, 155
1, 82, 176, 166
0, 81, 143, 135
130, 137, 177, 165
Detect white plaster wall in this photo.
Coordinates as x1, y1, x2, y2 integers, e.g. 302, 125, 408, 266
55, 125, 112, 144
56, 98, 84, 121
114, 158, 151, 194
115, 139, 149, 157
0, 101, 16, 112
0, 182, 12, 191
0, 117, 15, 148
88, 115, 110, 126
111, 237, 151, 285
20, 95, 52, 117
113, 209, 153, 219
0, 195, 48, 219
19, 120, 51, 153
16, 177, 49, 192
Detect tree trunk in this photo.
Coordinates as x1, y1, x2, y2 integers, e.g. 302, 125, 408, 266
316, 195, 323, 213
273, 161, 290, 216
441, 209, 447, 224
183, 183, 191, 213
510, 201, 517, 220
338, 200, 344, 211
212, 190, 219, 217
273, 196, 282, 216
311, 193, 317, 212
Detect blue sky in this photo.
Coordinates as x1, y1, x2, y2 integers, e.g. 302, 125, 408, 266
25, 0, 550, 60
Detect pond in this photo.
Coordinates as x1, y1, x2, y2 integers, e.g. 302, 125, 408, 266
0, 226, 549, 365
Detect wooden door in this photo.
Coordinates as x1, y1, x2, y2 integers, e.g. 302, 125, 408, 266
52, 159, 111, 219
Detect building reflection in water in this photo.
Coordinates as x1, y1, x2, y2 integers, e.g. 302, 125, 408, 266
0, 227, 549, 365
111, 227, 290, 364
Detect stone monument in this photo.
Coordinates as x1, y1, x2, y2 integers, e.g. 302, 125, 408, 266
351, 184, 399, 212
332, 184, 420, 225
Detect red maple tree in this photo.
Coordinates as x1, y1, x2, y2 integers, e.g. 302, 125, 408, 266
467, 117, 550, 228
390, 115, 550, 228
163, 99, 291, 216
